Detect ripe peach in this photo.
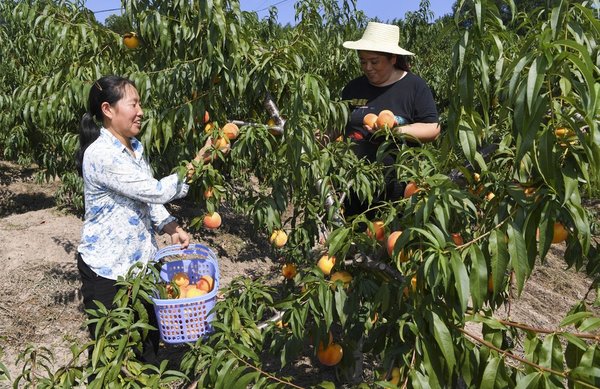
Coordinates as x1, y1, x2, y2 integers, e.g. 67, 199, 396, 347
186, 286, 207, 298
196, 275, 214, 292
387, 231, 411, 263
330, 271, 352, 290
404, 181, 419, 198
123, 32, 140, 49
179, 284, 191, 299
213, 136, 230, 151
203, 212, 222, 229
451, 233, 464, 246
367, 220, 386, 241
222, 123, 239, 140
403, 275, 417, 297
270, 230, 288, 248
389, 367, 401, 385
317, 341, 343, 366
376, 110, 396, 129
282, 263, 297, 279
554, 127, 575, 138
386, 230, 402, 257
204, 122, 215, 133
552, 222, 568, 244
203, 187, 213, 199
317, 255, 336, 275
363, 113, 378, 130
173, 272, 190, 287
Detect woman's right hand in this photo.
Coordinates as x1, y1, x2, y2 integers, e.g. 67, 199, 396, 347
186, 137, 214, 179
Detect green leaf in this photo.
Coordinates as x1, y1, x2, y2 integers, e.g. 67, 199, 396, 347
514, 371, 542, 389
317, 382, 336, 389
409, 369, 433, 389
430, 311, 455, 373
508, 222, 529, 295
334, 287, 347, 327
578, 317, 600, 333
539, 334, 563, 371
560, 311, 593, 327
489, 230, 509, 295
564, 334, 587, 370
450, 251, 469, 312
481, 356, 501, 388
327, 227, 350, 256
468, 244, 488, 309
526, 56, 545, 113
536, 130, 558, 193
569, 366, 600, 385
458, 118, 477, 164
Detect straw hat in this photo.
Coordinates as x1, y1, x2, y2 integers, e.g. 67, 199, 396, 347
343, 22, 414, 56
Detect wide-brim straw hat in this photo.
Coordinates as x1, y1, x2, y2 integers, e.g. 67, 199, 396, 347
343, 21, 414, 56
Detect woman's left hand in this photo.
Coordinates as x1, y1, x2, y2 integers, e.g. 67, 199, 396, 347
163, 221, 190, 248
170, 229, 190, 248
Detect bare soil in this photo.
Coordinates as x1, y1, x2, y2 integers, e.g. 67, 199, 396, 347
0, 160, 597, 387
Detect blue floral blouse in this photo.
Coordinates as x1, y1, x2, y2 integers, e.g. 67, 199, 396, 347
78, 128, 188, 279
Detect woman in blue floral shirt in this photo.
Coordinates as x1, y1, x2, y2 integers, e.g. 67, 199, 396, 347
75, 75, 195, 365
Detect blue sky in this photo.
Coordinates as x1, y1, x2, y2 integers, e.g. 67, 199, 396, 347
85, 1, 453, 24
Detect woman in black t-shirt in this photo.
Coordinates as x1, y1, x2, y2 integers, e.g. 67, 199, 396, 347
341, 22, 440, 217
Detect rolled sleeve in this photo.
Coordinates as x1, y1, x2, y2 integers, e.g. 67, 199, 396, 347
154, 209, 177, 234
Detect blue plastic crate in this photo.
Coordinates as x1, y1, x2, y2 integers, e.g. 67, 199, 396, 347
151, 244, 219, 344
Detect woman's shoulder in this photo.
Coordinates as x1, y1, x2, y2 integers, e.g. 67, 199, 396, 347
342, 76, 370, 97
345, 75, 369, 88
402, 72, 431, 87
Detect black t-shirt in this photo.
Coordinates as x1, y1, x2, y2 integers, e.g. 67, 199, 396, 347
342, 72, 439, 161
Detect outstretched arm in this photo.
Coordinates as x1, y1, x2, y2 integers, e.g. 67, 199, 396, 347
394, 122, 440, 143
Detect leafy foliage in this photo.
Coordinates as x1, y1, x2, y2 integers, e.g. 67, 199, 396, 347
1, 0, 599, 387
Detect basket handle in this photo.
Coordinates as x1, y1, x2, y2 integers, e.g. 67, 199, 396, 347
154, 244, 218, 268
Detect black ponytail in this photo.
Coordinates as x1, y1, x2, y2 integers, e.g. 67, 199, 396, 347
75, 75, 136, 176
394, 55, 411, 72
76, 112, 100, 176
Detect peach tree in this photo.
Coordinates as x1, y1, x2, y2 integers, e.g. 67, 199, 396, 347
1, 0, 599, 387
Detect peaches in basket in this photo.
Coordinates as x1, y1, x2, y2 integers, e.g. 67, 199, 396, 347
161, 272, 215, 299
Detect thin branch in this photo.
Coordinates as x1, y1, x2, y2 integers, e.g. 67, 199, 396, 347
225, 346, 306, 389
401, 348, 416, 389
456, 208, 517, 250
466, 309, 600, 340
344, 251, 405, 283
495, 318, 600, 341
459, 327, 597, 389
507, 270, 514, 317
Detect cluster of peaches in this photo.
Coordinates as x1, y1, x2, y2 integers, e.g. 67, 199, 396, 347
164, 271, 215, 299
346, 110, 402, 141
188, 111, 241, 231
362, 110, 399, 132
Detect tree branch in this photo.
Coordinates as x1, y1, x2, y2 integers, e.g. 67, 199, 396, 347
344, 251, 405, 283
459, 327, 597, 389
225, 346, 306, 389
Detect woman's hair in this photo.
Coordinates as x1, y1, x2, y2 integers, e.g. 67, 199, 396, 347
75, 75, 136, 176
381, 53, 411, 71
393, 55, 411, 71
359, 51, 412, 72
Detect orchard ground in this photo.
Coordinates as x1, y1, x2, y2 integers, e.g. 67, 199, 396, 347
0, 159, 598, 387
